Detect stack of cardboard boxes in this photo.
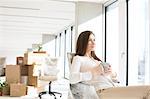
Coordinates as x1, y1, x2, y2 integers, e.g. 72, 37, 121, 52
24, 52, 47, 88
5, 65, 27, 96
4, 52, 47, 97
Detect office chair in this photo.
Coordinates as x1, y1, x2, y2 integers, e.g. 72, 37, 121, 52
67, 52, 99, 99
38, 57, 62, 99
38, 76, 62, 99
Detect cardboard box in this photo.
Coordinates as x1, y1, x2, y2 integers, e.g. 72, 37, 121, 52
28, 64, 43, 77
24, 53, 28, 65
24, 52, 47, 65
21, 76, 28, 85
6, 65, 21, 84
28, 65, 34, 76
27, 76, 38, 87
16, 57, 24, 66
20, 65, 28, 76
10, 83, 27, 96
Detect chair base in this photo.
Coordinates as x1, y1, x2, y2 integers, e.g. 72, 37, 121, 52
39, 91, 62, 99
38, 81, 62, 99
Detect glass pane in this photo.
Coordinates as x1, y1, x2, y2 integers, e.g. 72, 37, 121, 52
42, 39, 55, 57
56, 35, 59, 57
106, 2, 119, 77
60, 32, 65, 77
128, 0, 149, 85
65, 28, 72, 79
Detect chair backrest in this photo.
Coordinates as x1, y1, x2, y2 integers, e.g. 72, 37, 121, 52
67, 52, 75, 69
43, 57, 59, 76
67, 53, 76, 99
0, 57, 6, 67
37, 57, 59, 81
0, 57, 6, 76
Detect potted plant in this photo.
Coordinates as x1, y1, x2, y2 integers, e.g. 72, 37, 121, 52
0, 80, 7, 96
38, 44, 42, 52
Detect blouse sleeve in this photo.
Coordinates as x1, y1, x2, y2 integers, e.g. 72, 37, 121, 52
69, 56, 92, 84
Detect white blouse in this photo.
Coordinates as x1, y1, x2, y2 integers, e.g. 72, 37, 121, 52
69, 55, 114, 91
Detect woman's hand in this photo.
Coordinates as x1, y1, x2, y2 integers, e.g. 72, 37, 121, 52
91, 65, 104, 76
104, 65, 112, 76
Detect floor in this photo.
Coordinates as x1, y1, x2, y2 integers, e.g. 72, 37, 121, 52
0, 78, 70, 99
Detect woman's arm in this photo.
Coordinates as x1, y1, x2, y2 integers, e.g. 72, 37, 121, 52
69, 56, 92, 84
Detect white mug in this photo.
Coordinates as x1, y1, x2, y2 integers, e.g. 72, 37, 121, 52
100, 62, 110, 71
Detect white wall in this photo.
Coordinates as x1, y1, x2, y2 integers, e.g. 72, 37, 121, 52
0, 49, 24, 65
77, 2, 102, 25
75, 2, 104, 59
0, 32, 42, 64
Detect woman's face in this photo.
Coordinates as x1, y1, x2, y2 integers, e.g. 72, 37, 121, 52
86, 34, 96, 52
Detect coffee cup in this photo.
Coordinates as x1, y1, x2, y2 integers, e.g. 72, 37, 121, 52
100, 62, 110, 71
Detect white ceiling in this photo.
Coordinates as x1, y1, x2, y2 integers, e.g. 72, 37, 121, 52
0, 0, 107, 51
0, 0, 75, 35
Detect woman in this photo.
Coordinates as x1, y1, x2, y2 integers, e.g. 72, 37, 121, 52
69, 31, 150, 99
70, 31, 115, 99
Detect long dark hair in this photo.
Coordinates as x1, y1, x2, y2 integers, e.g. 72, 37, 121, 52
75, 31, 101, 61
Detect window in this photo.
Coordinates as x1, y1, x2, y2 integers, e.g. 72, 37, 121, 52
105, 1, 119, 79
64, 27, 72, 79
42, 38, 55, 57
53, 26, 74, 78
128, 0, 150, 85
55, 35, 59, 57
